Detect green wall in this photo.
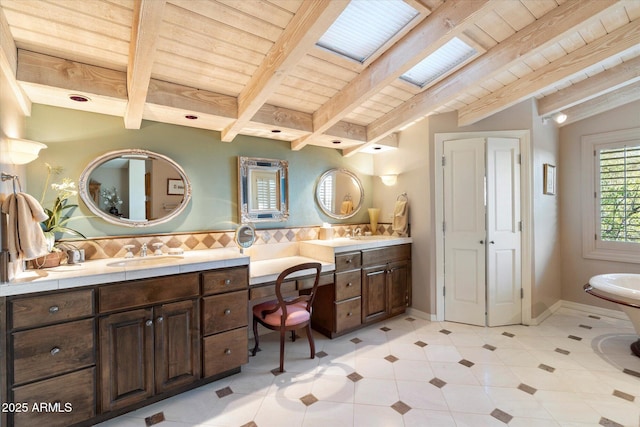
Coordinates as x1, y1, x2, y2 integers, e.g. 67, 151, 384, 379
25, 105, 374, 237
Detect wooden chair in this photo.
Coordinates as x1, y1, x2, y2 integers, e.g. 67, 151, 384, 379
251, 262, 322, 372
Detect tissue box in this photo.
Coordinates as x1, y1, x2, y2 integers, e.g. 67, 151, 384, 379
319, 227, 334, 240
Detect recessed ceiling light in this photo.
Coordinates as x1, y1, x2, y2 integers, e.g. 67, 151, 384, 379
332, 140, 341, 144
271, 129, 282, 133
69, 94, 90, 102
374, 146, 382, 150
184, 115, 198, 120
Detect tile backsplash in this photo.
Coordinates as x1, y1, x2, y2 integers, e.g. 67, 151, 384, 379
68, 223, 400, 260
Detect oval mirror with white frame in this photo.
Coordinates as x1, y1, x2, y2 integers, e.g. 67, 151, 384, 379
79, 149, 192, 227
315, 168, 364, 219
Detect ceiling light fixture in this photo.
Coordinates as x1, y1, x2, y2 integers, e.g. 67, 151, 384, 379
271, 129, 281, 133
332, 140, 341, 144
184, 115, 198, 120
542, 111, 568, 125
69, 94, 90, 102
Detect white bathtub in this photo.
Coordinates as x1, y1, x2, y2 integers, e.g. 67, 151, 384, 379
586, 273, 640, 357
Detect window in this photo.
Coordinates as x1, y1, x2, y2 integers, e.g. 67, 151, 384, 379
582, 128, 640, 263
318, 173, 334, 212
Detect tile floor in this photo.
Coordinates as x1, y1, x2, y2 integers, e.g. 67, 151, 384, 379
96, 307, 640, 427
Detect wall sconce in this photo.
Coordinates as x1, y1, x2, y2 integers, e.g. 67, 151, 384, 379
542, 112, 567, 125
380, 174, 398, 186
0, 138, 47, 165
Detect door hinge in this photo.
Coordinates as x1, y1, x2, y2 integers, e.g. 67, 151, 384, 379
442, 155, 446, 166
518, 221, 522, 232
443, 221, 446, 233
518, 154, 521, 164
521, 288, 524, 299
443, 286, 446, 297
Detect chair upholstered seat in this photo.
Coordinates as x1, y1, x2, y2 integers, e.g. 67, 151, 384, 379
252, 301, 310, 326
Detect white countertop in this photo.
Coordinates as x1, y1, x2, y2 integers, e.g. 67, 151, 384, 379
2, 236, 412, 296
2, 248, 249, 297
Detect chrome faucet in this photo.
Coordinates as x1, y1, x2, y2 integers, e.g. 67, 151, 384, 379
140, 243, 147, 257
355, 227, 362, 237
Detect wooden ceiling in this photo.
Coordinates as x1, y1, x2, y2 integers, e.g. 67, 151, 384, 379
1, 0, 638, 155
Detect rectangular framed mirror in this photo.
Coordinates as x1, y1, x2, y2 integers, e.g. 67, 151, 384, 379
238, 156, 289, 223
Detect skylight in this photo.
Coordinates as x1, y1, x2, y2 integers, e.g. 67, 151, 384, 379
316, 0, 418, 63
400, 37, 478, 87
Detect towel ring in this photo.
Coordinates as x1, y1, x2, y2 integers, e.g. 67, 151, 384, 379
1, 172, 22, 194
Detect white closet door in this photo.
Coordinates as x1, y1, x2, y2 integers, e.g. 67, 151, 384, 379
443, 138, 486, 326
486, 138, 522, 326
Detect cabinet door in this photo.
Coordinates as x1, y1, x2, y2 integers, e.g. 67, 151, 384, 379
155, 300, 200, 394
388, 260, 410, 316
362, 266, 388, 324
99, 308, 154, 412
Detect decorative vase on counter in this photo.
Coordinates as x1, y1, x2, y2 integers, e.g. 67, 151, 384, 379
368, 208, 380, 235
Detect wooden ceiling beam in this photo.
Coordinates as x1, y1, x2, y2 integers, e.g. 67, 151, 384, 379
560, 81, 640, 126
124, 0, 166, 129
458, 19, 640, 126
292, 0, 494, 151
0, 8, 30, 117
220, 0, 348, 142
358, 0, 620, 151
537, 55, 640, 116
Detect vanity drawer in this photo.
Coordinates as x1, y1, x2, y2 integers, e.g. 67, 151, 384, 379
335, 270, 361, 301
10, 289, 94, 329
12, 367, 96, 427
202, 327, 248, 378
202, 290, 248, 335
249, 280, 296, 300
335, 252, 361, 272
335, 297, 361, 333
362, 244, 410, 266
202, 267, 248, 295
99, 273, 199, 312
297, 272, 333, 290
12, 318, 95, 385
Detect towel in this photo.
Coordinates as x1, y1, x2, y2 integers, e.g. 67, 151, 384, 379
340, 200, 353, 215
392, 200, 408, 235
1, 192, 50, 261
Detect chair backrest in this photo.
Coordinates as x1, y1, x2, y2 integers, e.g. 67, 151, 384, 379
275, 262, 322, 322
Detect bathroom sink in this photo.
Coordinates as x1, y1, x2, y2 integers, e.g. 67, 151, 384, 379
107, 255, 184, 268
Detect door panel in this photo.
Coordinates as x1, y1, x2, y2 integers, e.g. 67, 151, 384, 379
487, 138, 522, 326
443, 138, 486, 326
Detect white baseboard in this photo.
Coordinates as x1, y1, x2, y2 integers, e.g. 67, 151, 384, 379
561, 300, 627, 321
407, 307, 437, 321
530, 299, 563, 326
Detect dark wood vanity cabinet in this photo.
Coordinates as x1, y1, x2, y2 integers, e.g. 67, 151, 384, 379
362, 245, 412, 324
312, 244, 411, 338
0, 265, 250, 427
4, 289, 96, 427
98, 274, 201, 412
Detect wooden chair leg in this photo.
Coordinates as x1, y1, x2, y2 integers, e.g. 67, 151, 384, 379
251, 317, 260, 356
279, 328, 286, 372
306, 322, 315, 359
290, 330, 296, 342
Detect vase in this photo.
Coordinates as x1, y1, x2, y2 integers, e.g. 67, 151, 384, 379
368, 208, 380, 235
31, 251, 66, 269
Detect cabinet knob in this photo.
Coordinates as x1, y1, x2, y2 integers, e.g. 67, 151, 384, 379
49, 305, 59, 314
224, 279, 231, 285
50, 347, 61, 356
157, 316, 164, 323
146, 320, 153, 327
224, 309, 231, 315
346, 282, 353, 287
347, 312, 353, 317
224, 348, 232, 355
346, 259, 352, 264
